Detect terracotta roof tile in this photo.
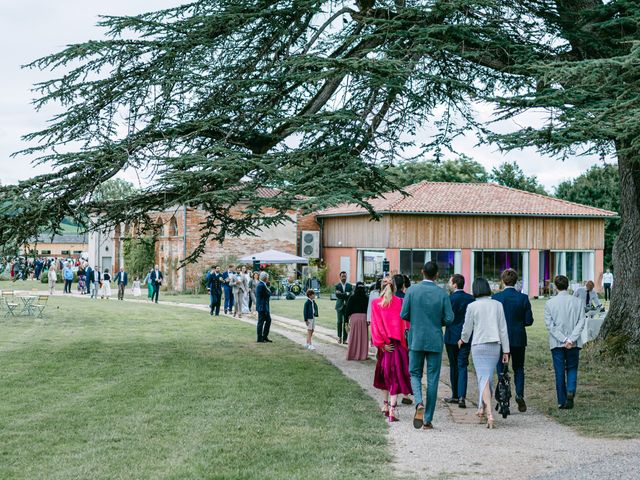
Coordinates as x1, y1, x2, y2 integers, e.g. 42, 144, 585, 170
317, 182, 617, 218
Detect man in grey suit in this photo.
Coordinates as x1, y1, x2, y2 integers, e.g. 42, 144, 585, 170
544, 275, 586, 409
573, 280, 602, 310
401, 261, 454, 430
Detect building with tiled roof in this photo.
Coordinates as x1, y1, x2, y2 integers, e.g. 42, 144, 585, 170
318, 182, 616, 218
21, 233, 89, 258
317, 182, 617, 297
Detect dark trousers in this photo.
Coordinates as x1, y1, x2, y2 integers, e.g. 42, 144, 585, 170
336, 308, 348, 341
604, 283, 611, 301
223, 285, 234, 312
64, 279, 72, 293
210, 292, 221, 315
498, 346, 526, 398
257, 311, 272, 341
118, 283, 126, 300
551, 347, 580, 406
445, 342, 471, 400
152, 283, 160, 303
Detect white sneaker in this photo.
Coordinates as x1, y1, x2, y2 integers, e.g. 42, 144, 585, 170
304, 343, 309, 349
308, 344, 316, 350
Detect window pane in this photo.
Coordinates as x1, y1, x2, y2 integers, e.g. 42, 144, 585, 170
432, 251, 455, 284
412, 251, 426, 282
362, 250, 385, 284
474, 252, 483, 278
483, 251, 494, 281
576, 252, 583, 282
566, 253, 575, 282
400, 250, 411, 279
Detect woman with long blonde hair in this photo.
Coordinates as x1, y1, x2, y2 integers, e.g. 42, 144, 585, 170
370, 277, 412, 422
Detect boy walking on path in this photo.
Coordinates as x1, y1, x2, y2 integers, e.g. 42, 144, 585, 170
304, 289, 319, 350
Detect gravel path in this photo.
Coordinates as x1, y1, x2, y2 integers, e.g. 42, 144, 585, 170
12, 290, 639, 479
231, 308, 639, 480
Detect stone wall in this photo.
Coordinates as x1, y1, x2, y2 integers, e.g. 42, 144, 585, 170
150, 207, 308, 291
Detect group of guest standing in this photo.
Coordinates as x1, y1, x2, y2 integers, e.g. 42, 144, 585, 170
206, 264, 260, 317
366, 261, 587, 430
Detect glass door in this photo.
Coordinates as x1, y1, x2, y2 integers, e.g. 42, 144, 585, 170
359, 250, 385, 284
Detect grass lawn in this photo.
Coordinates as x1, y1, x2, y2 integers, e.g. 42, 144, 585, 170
5, 279, 638, 439
0, 296, 391, 479
0, 278, 45, 292
521, 299, 640, 438
158, 292, 339, 331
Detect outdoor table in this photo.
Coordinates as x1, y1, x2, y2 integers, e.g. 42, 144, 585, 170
581, 309, 607, 344
18, 296, 38, 316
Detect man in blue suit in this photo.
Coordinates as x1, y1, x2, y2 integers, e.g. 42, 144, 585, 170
255, 271, 272, 343
206, 265, 223, 316
84, 264, 93, 294
150, 264, 163, 304
222, 264, 235, 315
114, 267, 128, 300
492, 268, 534, 412
401, 261, 454, 430
444, 274, 475, 409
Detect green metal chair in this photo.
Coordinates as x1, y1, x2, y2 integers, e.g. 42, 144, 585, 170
32, 295, 49, 318
2, 291, 19, 318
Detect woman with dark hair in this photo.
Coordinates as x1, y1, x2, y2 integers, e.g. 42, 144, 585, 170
346, 282, 370, 361
370, 277, 412, 422
458, 277, 510, 429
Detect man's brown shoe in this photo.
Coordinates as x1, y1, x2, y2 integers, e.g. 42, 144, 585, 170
413, 404, 425, 429
422, 422, 433, 430
401, 397, 413, 405
516, 396, 527, 412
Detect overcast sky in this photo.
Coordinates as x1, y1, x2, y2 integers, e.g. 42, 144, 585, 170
0, 0, 613, 191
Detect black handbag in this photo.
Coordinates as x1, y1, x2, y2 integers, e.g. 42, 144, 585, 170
495, 363, 512, 419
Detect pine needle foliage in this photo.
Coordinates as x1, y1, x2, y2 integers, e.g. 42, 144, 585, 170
0, 0, 550, 263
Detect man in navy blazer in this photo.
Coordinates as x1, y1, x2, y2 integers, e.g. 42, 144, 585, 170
150, 264, 163, 304
206, 265, 223, 316
222, 264, 235, 315
492, 268, 534, 412
444, 274, 475, 409
114, 267, 128, 301
84, 264, 93, 295
255, 271, 272, 343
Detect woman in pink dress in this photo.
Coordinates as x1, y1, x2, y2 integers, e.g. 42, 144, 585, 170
370, 278, 412, 422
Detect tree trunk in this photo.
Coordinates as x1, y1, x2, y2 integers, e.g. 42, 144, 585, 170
599, 146, 640, 354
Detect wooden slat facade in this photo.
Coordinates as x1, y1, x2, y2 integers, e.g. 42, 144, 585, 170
322, 214, 605, 250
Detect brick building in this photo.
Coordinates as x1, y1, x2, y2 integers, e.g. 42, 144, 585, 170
90, 188, 320, 291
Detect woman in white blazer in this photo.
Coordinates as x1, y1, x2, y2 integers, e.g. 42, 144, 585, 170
459, 278, 510, 429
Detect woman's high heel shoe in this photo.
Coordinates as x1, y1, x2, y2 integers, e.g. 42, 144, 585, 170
487, 416, 495, 429
381, 400, 389, 417
388, 403, 399, 423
